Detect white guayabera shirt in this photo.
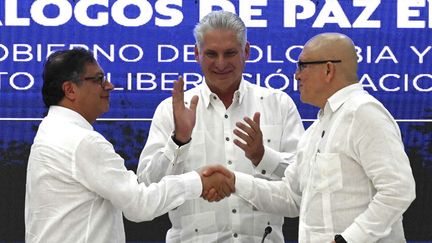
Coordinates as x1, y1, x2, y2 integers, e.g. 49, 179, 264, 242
138, 79, 304, 243
25, 106, 202, 243
235, 83, 416, 243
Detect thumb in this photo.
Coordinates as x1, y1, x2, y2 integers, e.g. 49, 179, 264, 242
212, 165, 233, 179
190, 95, 199, 112
202, 165, 231, 177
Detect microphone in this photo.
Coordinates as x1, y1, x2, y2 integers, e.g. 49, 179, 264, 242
261, 226, 272, 243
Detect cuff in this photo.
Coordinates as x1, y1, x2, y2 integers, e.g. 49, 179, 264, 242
342, 222, 378, 243
255, 146, 282, 177
181, 171, 203, 199
164, 136, 191, 164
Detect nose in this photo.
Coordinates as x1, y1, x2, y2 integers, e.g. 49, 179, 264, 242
103, 80, 115, 91
294, 69, 300, 81
215, 56, 227, 69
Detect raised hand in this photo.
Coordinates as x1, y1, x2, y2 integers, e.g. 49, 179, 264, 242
233, 112, 265, 166
172, 76, 199, 143
199, 165, 235, 202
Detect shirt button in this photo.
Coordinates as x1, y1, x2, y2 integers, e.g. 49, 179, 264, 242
228, 160, 232, 165
226, 137, 230, 141
213, 96, 217, 100
232, 209, 237, 213
195, 229, 198, 232
321, 130, 325, 137
225, 114, 228, 119
267, 139, 271, 143
261, 170, 266, 175
233, 233, 238, 238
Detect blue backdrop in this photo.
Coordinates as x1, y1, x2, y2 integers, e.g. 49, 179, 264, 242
0, 0, 431, 241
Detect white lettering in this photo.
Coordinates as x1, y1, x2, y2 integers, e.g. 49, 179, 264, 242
239, 0, 268, 27
111, 0, 152, 27
352, 0, 381, 28
31, 0, 72, 26
410, 46, 431, 63
10, 72, 34, 90
5, 0, 30, 26
158, 45, 179, 62
155, 0, 183, 27
397, 0, 426, 28
75, 0, 109, 27
199, 0, 236, 20
284, 0, 316, 27
313, 0, 351, 28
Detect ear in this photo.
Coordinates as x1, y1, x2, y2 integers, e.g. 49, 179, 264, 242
324, 62, 336, 83
244, 41, 251, 60
194, 45, 200, 62
62, 81, 77, 101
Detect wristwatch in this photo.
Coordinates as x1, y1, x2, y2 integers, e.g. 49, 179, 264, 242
334, 234, 347, 243
171, 131, 191, 147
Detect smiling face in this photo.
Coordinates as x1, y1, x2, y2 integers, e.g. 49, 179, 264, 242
73, 62, 114, 123
195, 28, 250, 95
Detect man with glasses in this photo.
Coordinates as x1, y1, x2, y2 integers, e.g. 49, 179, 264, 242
25, 48, 235, 243
205, 32, 416, 243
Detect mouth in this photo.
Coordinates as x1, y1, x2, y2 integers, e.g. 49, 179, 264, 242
212, 69, 232, 75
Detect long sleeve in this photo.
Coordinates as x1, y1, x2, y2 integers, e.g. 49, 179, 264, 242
234, 161, 301, 217
342, 103, 416, 243
74, 133, 202, 222
137, 98, 191, 185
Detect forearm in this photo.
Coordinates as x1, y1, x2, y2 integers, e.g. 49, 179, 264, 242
137, 137, 190, 184
234, 172, 300, 217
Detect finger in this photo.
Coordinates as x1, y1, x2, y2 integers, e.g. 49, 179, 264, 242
202, 166, 220, 177
233, 128, 252, 144
235, 121, 254, 139
253, 112, 261, 127
215, 165, 234, 179
207, 189, 219, 202
233, 138, 248, 151
243, 116, 259, 134
189, 95, 199, 113
172, 76, 185, 109
219, 182, 231, 198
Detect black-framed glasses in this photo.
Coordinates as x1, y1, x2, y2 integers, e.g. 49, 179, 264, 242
83, 73, 109, 88
296, 60, 342, 72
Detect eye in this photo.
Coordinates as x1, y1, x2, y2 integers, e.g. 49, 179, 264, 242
225, 51, 237, 57
205, 51, 217, 58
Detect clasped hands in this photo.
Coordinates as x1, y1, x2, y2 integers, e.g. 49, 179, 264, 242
198, 165, 235, 202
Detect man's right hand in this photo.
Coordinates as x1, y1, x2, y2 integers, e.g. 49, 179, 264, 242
198, 165, 235, 202
172, 76, 199, 143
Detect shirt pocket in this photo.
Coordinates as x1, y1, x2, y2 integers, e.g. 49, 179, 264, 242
313, 153, 343, 193
261, 125, 282, 151
180, 211, 218, 243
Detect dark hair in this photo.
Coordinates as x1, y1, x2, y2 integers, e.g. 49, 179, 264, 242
42, 48, 96, 107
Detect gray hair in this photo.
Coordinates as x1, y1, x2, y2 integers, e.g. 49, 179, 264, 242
193, 11, 247, 50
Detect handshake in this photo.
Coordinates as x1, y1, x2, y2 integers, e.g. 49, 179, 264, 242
198, 165, 236, 202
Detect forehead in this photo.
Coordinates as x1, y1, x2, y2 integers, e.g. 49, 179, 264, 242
83, 62, 103, 75
298, 45, 321, 61
201, 29, 241, 50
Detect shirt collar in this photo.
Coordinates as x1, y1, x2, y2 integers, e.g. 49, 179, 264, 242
319, 83, 364, 117
200, 78, 247, 108
47, 105, 94, 131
